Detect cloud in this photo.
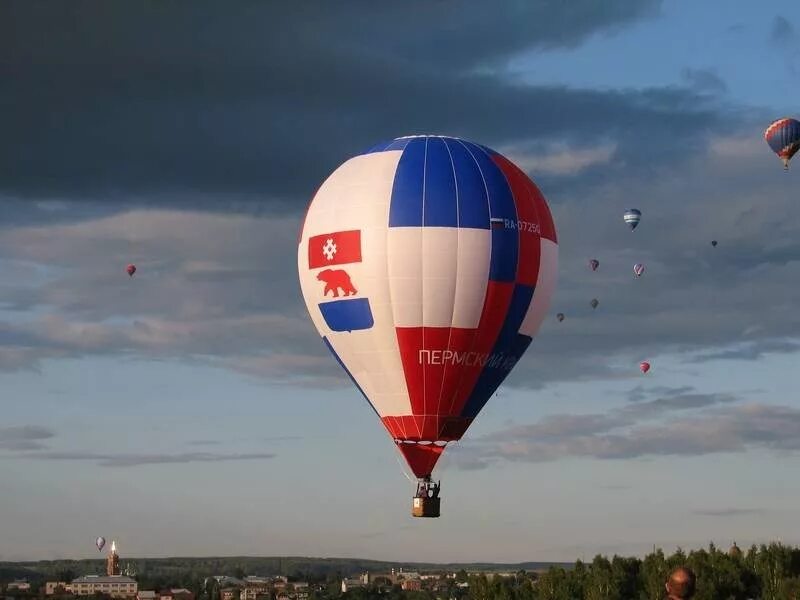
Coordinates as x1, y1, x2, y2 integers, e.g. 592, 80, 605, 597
770, 15, 795, 45
0, 426, 276, 467
13, 451, 276, 468
690, 340, 800, 363
621, 392, 738, 418
0, 5, 797, 393
692, 508, 766, 517
0, 426, 55, 451
626, 385, 695, 403
1, 0, 740, 206
681, 68, 727, 94
450, 401, 800, 468
501, 142, 617, 176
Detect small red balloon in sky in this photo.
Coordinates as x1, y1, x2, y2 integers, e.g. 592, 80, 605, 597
126, 264, 136, 277
640, 361, 651, 374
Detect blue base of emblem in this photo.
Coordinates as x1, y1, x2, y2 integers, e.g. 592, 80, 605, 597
319, 298, 374, 332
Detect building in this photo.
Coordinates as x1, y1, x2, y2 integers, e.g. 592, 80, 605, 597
159, 589, 194, 600
45, 582, 70, 595
400, 580, 421, 592
220, 588, 239, 600
6, 582, 31, 592
239, 578, 271, 600
69, 576, 138, 598
107, 541, 121, 577
137, 592, 157, 600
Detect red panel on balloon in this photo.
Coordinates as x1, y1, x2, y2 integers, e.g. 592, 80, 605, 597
446, 280, 515, 417
381, 415, 472, 442
395, 442, 445, 479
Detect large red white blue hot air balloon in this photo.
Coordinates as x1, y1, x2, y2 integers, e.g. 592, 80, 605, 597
764, 117, 800, 170
297, 135, 558, 517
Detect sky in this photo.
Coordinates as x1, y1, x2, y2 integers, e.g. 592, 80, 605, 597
2, 0, 800, 564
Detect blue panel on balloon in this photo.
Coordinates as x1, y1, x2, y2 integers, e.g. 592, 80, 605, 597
318, 298, 374, 332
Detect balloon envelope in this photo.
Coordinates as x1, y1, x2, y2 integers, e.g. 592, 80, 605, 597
640, 361, 650, 374
764, 118, 800, 169
96, 537, 105, 551
624, 209, 642, 230
556, 312, 565, 322
633, 263, 645, 277
711, 240, 718, 247
298, 135, 558, 479
126, 264, 136, 277
589, 259, 599, 271
590, 298, 599, 309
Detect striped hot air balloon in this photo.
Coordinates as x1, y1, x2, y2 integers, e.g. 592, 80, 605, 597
633, 263, 645, 277
764, 118, 800, 170
624, 209, 642, 230
298, 135, 558, 516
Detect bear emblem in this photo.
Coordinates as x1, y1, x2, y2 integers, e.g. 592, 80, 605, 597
317, 269, 358, 298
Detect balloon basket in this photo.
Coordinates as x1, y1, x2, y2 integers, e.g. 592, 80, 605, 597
412, 496, 440, 518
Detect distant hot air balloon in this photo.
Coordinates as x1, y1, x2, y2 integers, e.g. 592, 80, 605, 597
589, 259, 599, 271
764, 118, 800, 170
633, 263, 645, 277
624, 209, 642, 230
126, 264, 136, 277
298, 135, 558, 518
711, 240, 718, 247
556, 312, 565, 322
590, 298, 599, 309
639, 361, 651, 374
96, 537, 106, 551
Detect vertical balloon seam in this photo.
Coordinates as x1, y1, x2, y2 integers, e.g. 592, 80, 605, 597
435, 137, 461, 444
443, 138, 494, 422
420, 137, 429, 440
388, 139, 423, 442
390, 143, 413, 442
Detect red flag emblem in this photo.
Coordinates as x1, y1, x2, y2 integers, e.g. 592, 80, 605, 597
308, 230, 362, 269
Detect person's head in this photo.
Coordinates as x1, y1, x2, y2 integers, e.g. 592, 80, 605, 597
665, 566, 696, 600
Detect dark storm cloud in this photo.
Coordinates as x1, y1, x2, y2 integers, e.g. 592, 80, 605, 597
0, 2, 798, 391
450, 403, 800, 469
1, 0, 738, 209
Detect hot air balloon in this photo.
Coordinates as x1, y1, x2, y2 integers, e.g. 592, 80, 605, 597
711, 240, 718, 247
556, 312, 565, 322
590, 298, 599, 309
640, 361, 650, 374
298, 135, 558, 518
589, 259, 599, 271
126, 264, 136, 277
96, 537, 106, 551
764, 118, 800, 170
633, 263, 645, 277
624, 209, 642, 230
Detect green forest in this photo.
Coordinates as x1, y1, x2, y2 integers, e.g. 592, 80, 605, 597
5, 543, 800, 599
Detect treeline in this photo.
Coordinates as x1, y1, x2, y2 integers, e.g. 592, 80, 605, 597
0, 558, 562, 583
455, 543, 800, 600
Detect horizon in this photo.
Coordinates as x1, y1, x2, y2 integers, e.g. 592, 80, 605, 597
2, 0, 800, 563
